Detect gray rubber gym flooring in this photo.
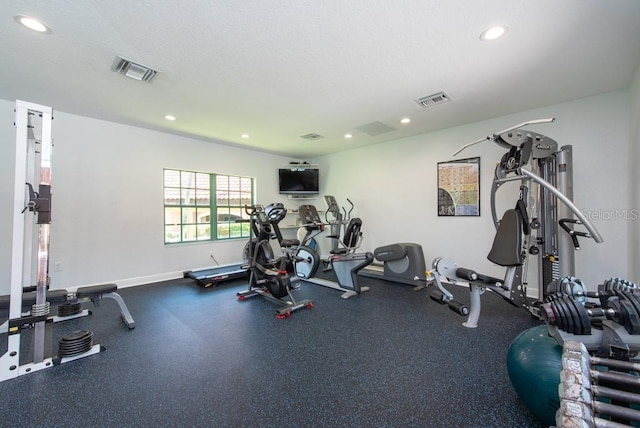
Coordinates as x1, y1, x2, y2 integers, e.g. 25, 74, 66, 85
0, 275, 545, 427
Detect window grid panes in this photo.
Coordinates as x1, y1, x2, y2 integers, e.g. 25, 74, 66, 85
164, 169, 253, 244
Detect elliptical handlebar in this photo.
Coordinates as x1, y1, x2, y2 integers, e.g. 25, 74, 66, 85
244, 204, 261, 216
323, 195, 354, 224
264, 203, 287, 224
344, 198, 354, 220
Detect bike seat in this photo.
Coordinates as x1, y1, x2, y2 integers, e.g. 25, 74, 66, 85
281, 239, 300, 248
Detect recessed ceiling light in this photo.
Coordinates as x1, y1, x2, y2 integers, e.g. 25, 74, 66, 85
480, 25, 508, 41
241, 133, 250, 138
400, 118, 411, 124
344, 133, 353, 139
14, 15, 51, 33
164, 115, 176, 121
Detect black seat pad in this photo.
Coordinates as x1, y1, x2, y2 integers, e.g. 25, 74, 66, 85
76, 283, 117, 297
280, 239, 300, 248
487, 209, 524, 267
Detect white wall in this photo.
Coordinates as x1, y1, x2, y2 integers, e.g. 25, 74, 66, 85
317, 91, 631, 292
0, 98, 293, 293
1, 89, 634, 296
629, 66, 640, 282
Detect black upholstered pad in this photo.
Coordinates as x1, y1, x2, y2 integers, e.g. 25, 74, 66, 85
0, 289, 69, 311
76, 283, 117, 297
487, 209, 524, 267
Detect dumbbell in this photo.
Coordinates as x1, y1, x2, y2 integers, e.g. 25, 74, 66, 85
546, 277, 591, 304
599, 277, 638, 294
541, 292, 640, 335
541, 294, 593, 335
546, 277, 637, 305
598, 278, 638, 299
556, 341, 640, 427
588, 291, 640, 335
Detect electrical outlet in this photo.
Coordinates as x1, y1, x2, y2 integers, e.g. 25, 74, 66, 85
54, 262, 62, 272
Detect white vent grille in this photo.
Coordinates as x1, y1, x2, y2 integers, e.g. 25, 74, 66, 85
301, 133, 324, 141
415, 91, 450, 108
355, 121, 395, 136
112, 56, 159, 82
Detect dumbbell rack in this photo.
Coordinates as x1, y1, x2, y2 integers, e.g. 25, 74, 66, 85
541, 277, 640, 359
556, 341, 640, 427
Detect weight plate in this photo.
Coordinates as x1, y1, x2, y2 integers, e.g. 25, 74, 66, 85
621, 291, 640, 318
552, 296, 568, 331
546, 279, 561, 295
59, 340, 93, 349
557, 297, 576, 334
59, 330, 93, 341
562, 296, 580, 334
58, 303, 83, 317
58, 330, 94, 357
566, 297, 590, 335
619, 296, 640, 334
563, 296, 579, 334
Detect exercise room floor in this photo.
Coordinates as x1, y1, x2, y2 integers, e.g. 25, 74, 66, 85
0, 275, 545, 427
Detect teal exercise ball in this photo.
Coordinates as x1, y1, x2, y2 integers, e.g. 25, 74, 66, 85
506, 325, 563, 427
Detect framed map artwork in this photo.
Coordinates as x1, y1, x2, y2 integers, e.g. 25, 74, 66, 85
437, 157, 480, 216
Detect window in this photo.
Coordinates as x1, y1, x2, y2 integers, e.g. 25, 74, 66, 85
163, 169, 253, 244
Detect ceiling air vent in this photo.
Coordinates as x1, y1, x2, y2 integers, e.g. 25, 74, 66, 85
112, 56, 159, 82
300, 133, 324, 141
355, 121, 395, 136
415, 91, 450, 108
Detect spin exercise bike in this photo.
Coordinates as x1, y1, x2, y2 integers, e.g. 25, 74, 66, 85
429, 118, 603, 327
285, 204, 374, 299
236, 204, 313, 318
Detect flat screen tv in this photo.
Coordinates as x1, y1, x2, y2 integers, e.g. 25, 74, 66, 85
278, 168, 319, 195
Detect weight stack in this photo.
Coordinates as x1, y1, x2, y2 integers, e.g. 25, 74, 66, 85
542, 255, 560, 297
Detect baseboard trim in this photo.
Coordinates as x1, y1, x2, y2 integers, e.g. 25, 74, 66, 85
65, 271, 185, 292
114, 271, 186, 288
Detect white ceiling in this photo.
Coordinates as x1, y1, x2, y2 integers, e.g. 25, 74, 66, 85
2, 1, 640, 158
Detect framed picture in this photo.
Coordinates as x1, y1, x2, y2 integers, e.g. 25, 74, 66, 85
437, 157, 480, 216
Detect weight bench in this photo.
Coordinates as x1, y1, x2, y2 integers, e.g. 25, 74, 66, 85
0, 283, 135, 331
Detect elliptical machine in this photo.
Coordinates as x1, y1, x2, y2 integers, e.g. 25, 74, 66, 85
323, 196, 354, 254
237, 204, 313, 318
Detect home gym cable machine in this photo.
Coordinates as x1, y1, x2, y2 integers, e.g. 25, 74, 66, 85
429, 118, 604, 327
1, 101, 105, 382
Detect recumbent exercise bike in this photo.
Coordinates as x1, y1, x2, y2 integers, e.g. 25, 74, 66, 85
287, 204, 373, 299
